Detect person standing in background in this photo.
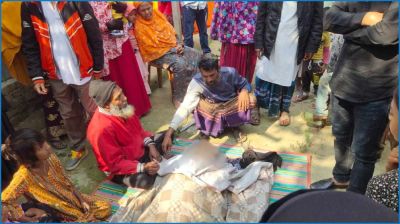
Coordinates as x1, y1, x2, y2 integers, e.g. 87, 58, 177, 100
294, 30, 331, 102
311, 2, 398, 194
21, 2, 103, 170
254, 2, 323, 126
181, 1, 211, 55
210, 2, 259, 83
89, 1, 151, 117
3, 2, 66, 150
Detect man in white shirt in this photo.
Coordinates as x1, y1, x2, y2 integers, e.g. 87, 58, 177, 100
181, 1, 211, 54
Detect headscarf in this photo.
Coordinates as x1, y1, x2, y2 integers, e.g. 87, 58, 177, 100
133, 2, 177, 62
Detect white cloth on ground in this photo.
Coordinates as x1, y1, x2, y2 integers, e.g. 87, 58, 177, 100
111, 159, 274, 222
158, 143, 274, 193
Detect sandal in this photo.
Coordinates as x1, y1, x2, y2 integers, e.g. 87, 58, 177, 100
250, 107, 261, 126
312, 114, 328, 128
292, 92, 309, 103
232, 128, 247, 143
279, 112, 291, 126
313, 114, 328, 122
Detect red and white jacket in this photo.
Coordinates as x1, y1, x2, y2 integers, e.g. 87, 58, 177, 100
21, 2, 104, 85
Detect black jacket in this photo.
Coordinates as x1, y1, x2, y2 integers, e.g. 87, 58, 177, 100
254, 2, 323, 65
325, 2, 398, 103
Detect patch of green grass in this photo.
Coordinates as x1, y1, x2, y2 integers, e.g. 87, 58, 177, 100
291, 127, 313, 153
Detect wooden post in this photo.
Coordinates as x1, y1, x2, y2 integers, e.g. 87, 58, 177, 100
171, 1, 182, 43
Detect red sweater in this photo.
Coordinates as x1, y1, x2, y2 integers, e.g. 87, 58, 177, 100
87, 109, 152, 176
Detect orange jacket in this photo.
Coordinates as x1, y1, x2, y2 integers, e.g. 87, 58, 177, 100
21, 2, 103, 83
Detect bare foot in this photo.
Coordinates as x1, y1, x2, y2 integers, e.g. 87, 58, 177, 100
279, 112, 290, 126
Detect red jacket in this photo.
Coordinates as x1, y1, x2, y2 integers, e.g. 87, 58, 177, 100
87, 109, 152, 176
21, 2, 104, 83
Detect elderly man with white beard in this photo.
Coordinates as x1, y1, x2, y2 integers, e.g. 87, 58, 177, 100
87, 80, 162, 189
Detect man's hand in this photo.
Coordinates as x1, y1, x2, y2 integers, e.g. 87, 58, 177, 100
255, 48, 263, 59
162, 128, 174, 153
238, 89, 250, 112
303, 53, 313, 61
361, 12, 384, 26
144, 161, 159, 175
33, 82, 48, 95
176, 44, 184, 55
149, 145, 161, 162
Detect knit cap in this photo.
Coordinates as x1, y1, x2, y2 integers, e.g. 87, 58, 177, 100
89, 80, 117, 107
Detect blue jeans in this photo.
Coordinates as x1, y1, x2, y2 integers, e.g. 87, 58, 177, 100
331, 96, 390, 194
182, 6, 211, 54
314, 71, 332, 116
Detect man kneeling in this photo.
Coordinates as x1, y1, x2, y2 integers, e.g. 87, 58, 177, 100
162, 57, 259, 151
87, 80, 162, 189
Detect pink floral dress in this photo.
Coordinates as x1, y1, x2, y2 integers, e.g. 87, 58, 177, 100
89, 2, 129, 76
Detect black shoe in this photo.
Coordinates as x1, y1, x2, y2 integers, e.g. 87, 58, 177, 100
310, 178, 349, 190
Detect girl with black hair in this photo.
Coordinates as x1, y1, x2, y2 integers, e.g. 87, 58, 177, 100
1, 129, 111, 222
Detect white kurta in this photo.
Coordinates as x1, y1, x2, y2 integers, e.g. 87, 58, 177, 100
256, 2, 300, 87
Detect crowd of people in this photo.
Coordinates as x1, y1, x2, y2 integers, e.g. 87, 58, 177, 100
1, 1, 398, 222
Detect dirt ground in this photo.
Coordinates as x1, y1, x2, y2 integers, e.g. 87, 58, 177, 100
15, 38, 389, 194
